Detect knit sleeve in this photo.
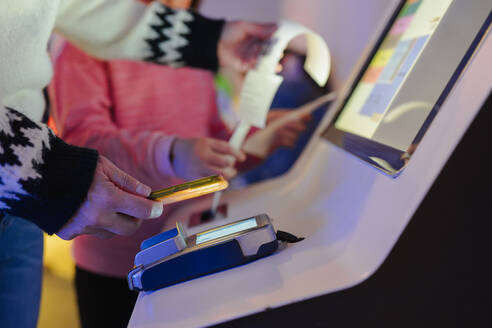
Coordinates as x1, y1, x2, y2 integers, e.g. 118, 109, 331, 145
0, 106, 98, 234
55, 0, 225, 71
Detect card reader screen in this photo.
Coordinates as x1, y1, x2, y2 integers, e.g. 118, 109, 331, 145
196, 218, 258, 245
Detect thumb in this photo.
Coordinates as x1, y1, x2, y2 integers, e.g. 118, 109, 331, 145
100, 156, 151, 197
242, 22, 277, 39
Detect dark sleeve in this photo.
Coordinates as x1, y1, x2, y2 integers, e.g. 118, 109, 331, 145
143, 4, 225, 71
0, 107, 98, 234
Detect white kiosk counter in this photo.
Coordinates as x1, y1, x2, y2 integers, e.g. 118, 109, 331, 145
129, 1, 491, 327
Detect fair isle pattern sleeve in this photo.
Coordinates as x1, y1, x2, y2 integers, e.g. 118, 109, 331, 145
56, 1, 225, 71
0, 107, 98, 234
144, 4, 225, 70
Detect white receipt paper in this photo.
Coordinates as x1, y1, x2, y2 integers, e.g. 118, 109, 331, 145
237, 20, 331, 132
237, 72, 284, 129
213, 20, 332, 213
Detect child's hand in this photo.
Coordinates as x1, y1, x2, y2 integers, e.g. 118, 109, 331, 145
267, 110, 311, 151
171, 137, 246, 180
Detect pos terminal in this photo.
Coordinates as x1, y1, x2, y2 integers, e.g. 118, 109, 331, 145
128, 214, 279, 291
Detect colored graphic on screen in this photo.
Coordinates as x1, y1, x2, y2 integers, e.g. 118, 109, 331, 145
335, 0, 453, 139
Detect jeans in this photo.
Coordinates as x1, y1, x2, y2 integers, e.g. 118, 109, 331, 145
0, 214, 43, 328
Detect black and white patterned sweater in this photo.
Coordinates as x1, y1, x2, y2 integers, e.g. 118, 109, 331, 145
0, 0, 224, 234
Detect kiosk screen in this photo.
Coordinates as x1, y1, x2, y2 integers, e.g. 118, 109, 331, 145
335, 0, 452, 139
324, 0, 491, 175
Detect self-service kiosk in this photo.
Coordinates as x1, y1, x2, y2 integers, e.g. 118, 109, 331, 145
129, 1, 491, 327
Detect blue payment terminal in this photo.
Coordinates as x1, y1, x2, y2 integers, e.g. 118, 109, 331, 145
128, 214, 278, 291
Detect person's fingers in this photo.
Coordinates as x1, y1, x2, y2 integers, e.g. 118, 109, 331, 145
84, 226, 116, 239
101, 157, 151, 197
219, 21, 276, 72
241, 22, 277, 39
239, 37, 262, 59
243, 38, 273, 70
209, 139, 246, 162
282, 120, 309, 133
222, 166, 237, 180
102, 213, 143, 236
204, 165, 237, 180
234, 35, 271, 70
275, 137, 296, 149
268, 111, 312, 123
299, 113, 312, 123
272, 109, 290, 115
276, 130, 298, 148
57, 222, 117, 240
279, 129, 300, 140
205, 151, 236, 168
266, 110, 287, 124
277, 132, 297, 145
109, 187, 163, 219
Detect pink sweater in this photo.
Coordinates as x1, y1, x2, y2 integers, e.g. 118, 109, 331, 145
50, 42, 228, 277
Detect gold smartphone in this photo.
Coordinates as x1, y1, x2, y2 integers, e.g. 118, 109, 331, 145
148, 175, 228, 204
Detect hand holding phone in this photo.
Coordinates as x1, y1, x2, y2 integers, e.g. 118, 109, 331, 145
148, 175, 228, 205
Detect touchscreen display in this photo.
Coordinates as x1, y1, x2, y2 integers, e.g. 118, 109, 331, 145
334, 0, 453, 140
196, 218, 258, 245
